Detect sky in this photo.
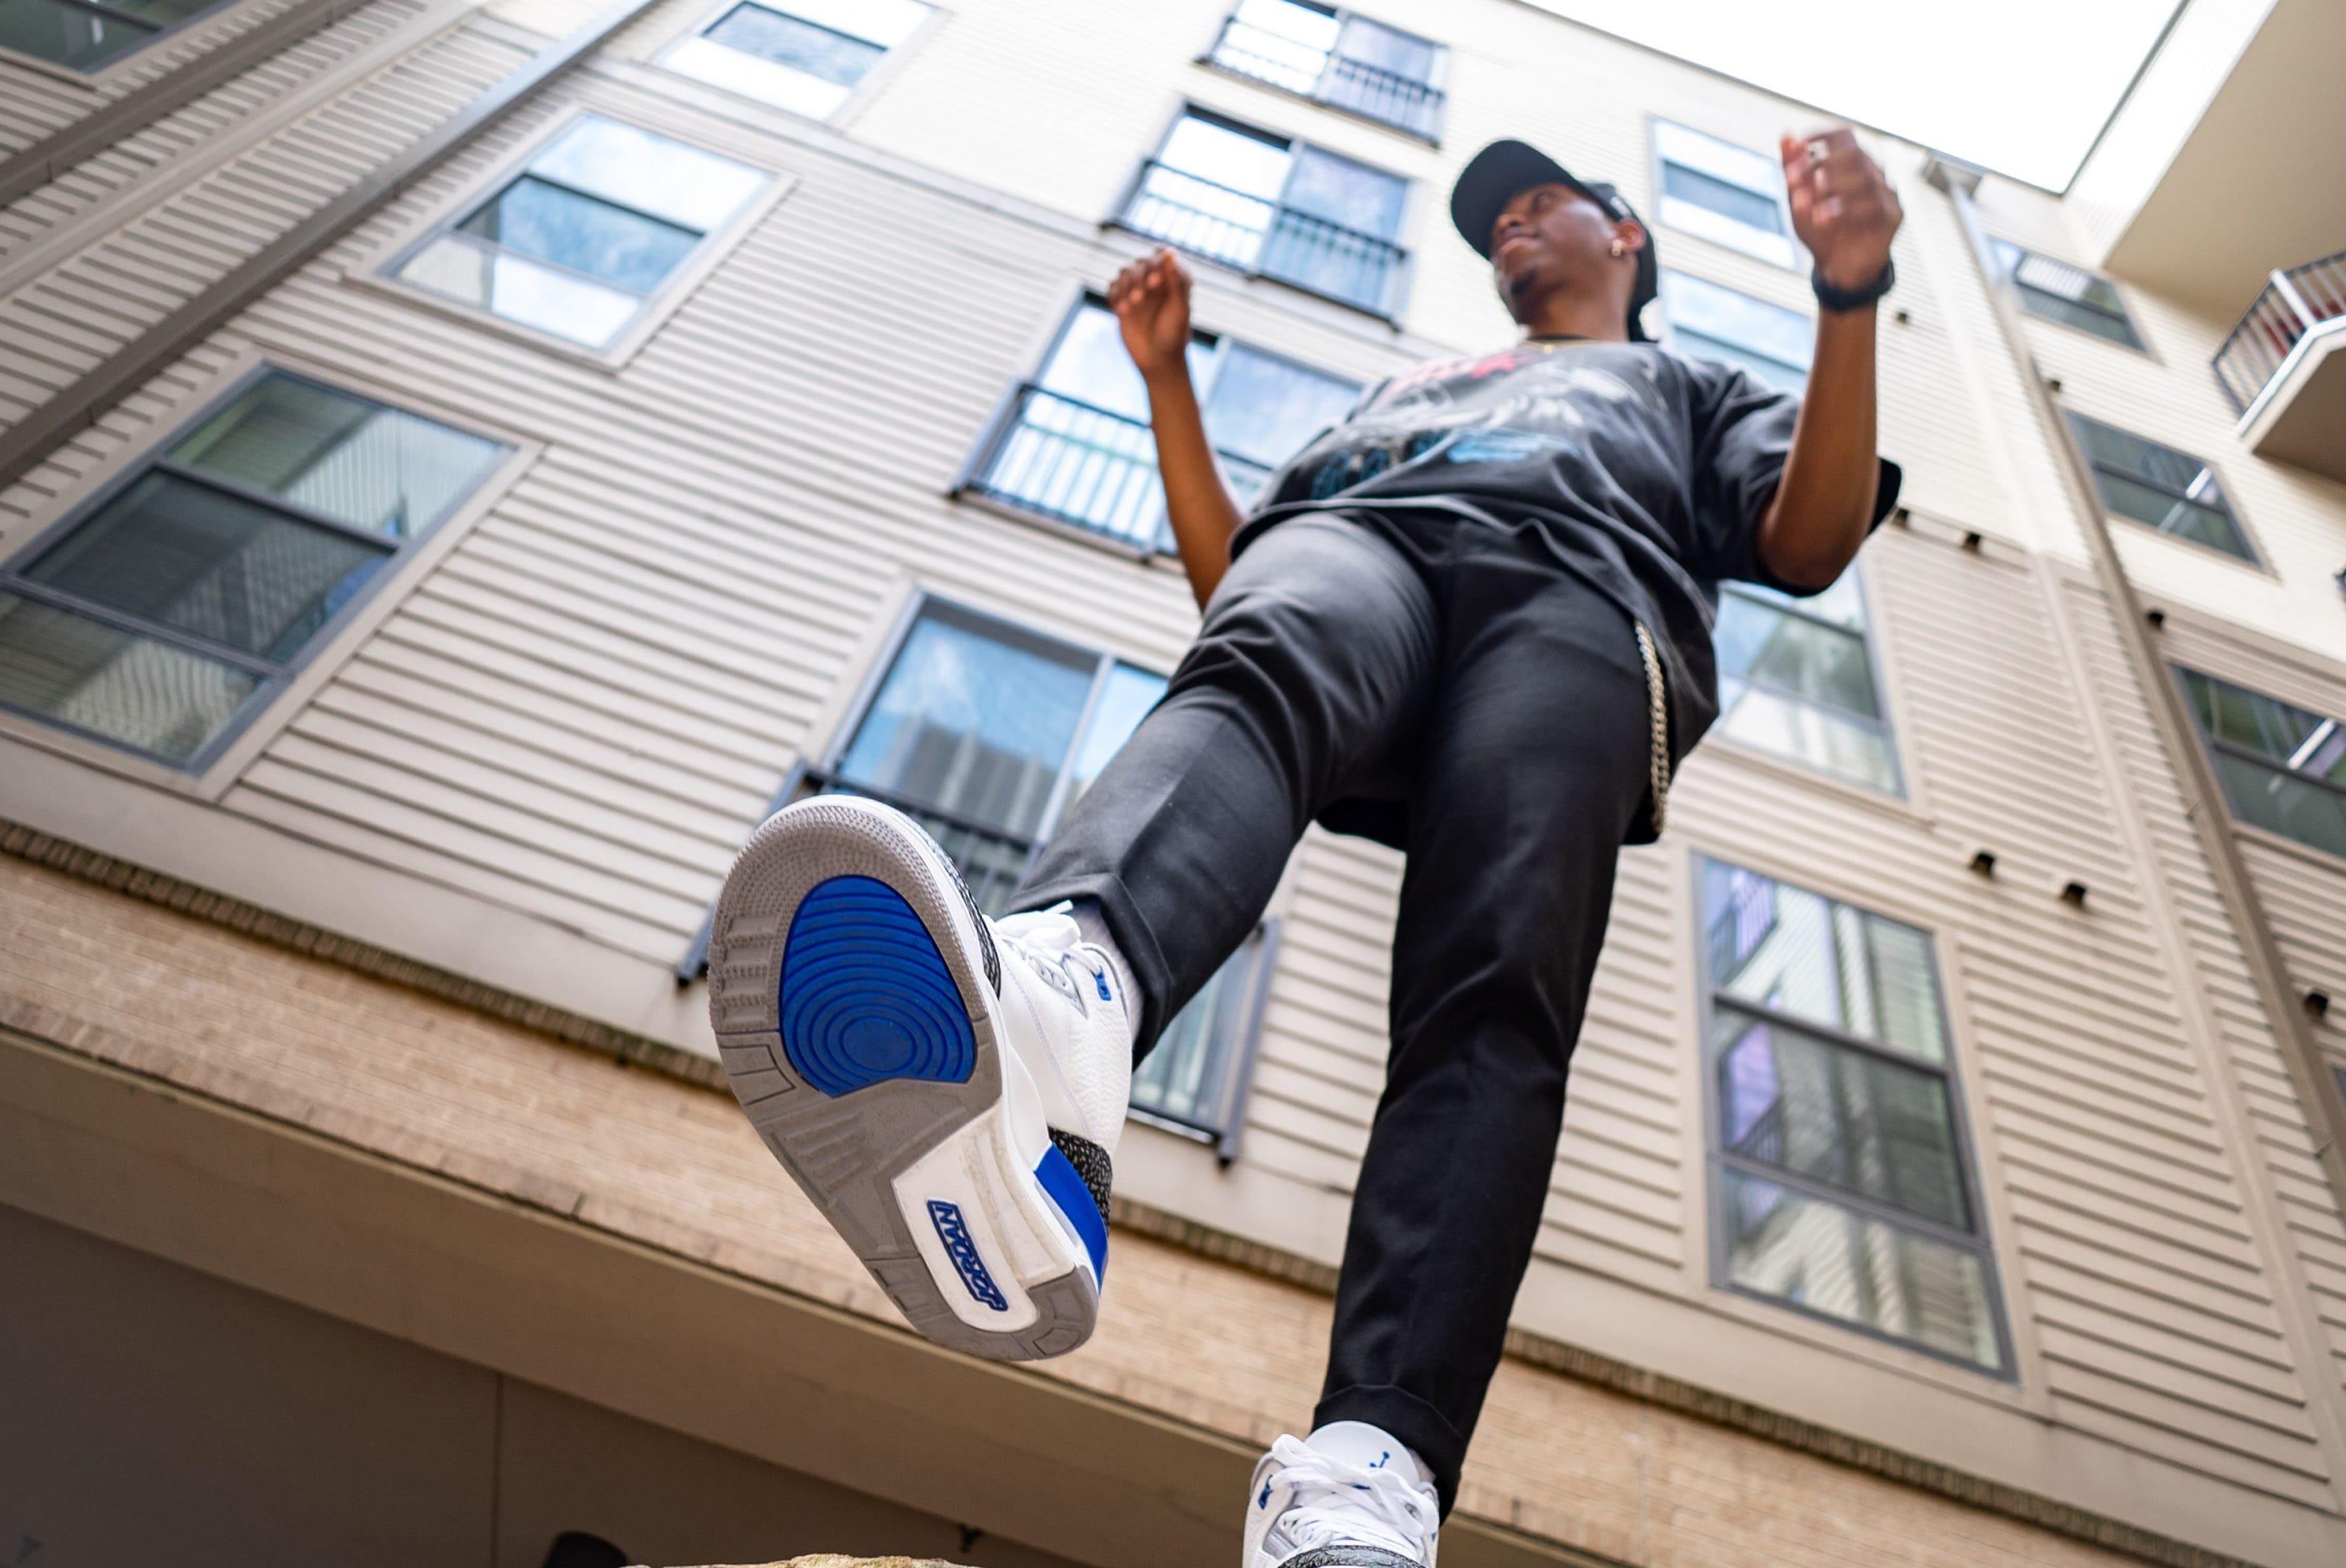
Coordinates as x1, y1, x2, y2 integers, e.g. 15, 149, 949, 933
1528, 0, 2183, 189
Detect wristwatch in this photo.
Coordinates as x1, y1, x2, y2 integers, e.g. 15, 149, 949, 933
1811, 258, 1896, 313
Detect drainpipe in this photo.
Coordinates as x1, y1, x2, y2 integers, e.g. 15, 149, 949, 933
0, 0, 663, 492
1922, 154, 2346, 1229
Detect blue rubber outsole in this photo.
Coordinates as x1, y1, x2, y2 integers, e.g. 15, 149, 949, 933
779, 874, 978, 1098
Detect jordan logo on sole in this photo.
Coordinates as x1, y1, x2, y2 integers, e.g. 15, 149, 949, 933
927, 1199, 1008, 1311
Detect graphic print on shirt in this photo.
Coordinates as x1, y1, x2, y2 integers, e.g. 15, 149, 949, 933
1286, 345, 1669, 503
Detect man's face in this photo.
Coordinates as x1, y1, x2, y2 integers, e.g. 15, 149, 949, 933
1489, 182, 1624, 316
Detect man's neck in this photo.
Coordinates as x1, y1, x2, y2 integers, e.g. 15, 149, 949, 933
1513, 289, 1630, 343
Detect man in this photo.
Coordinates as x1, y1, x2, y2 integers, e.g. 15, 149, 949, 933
705, 129, 1904, 1567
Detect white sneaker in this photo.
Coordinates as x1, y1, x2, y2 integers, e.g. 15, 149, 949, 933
1243, 1433, 1440, 1568
705, 794, 1132, 1360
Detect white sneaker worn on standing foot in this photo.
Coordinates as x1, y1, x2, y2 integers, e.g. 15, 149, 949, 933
1244, 1433, 1441, 1567
704, 794, 1132, 1360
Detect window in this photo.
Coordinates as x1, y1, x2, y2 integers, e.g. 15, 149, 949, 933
1653, 121, 1797, 268
2175, 668, 2346, 859
1661, 271, 1810, 393
0, 370, 507, 768
1204, 1, 1446, 140
679, 598, 1273, 1147
966, 297, 1359, 552
1697, 860, 2009, 1372
390, 116, 770, 352
665, 0, 930, 120
1122, 108, 1411, 316
1988, 240, 2144, 351
2066, 413, 2254, 563
0, 0, 228, 72
1714, 573, 1898, 792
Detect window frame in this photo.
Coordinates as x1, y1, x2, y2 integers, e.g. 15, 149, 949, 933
2062, 410, 2260, 566
1647, 118, 1802, 270
0, 359, 523, 786
2171, 664, 2346, 867
1198, 1, 1449, 143
653, 0, 941, 129
1657, 267, 1814, 393
364, 108, 792, 372
1712, 567, 1905, 798
1113, 102, 1417, 321
953, 288, 1362, 557
1692, 856, 2016, 1378
674, 590, 1277, 1154
1987, 237, 2148, 353
0, 0, 248, 81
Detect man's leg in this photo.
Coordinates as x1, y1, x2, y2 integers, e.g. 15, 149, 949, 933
1016, 513, 1438, 1054
704, 514, 1438, 1364
1312, 556, 1658, 1516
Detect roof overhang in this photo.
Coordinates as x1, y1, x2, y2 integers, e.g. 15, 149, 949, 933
2075, 0, 2346, 316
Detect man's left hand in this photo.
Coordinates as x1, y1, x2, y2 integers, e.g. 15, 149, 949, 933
1780, 127, 1902, 291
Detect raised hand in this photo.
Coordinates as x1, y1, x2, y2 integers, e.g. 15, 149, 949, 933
1108, 248, 1193, 384
1780, 127, 1902, 291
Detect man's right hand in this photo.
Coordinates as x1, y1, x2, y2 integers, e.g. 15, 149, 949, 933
1109, 248, 1192, 384
1104, 246, 1238, 608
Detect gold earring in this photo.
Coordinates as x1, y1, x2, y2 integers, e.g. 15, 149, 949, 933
1609, 240, 1626, 258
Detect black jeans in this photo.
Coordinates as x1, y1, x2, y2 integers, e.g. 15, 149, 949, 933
1015, 510, 1655, 1515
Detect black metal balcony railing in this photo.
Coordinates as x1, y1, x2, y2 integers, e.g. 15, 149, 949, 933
968, 383, 1272, 552
1206, 18, 1445, 140
1319, 51, 1443, 140
2213, 250, 2346, 414
1121, 159, 1406, 316
818, 771, 1042, 915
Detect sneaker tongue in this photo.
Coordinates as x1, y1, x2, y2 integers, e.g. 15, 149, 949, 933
998, 907, 1081, 953
1305, 1421, 1429, 1490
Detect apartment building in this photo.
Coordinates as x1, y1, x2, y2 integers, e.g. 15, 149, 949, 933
2, 0, 2342, 1563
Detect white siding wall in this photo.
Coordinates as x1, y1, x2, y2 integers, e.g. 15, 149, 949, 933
0, 0, 323, 159
2159, 608, 2346, 1082
1975, 176, 2346, 670
0, 0, 435, 265
0, 14, 534, 435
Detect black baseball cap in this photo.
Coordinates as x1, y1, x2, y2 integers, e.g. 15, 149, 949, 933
1451, 139, 1658, 341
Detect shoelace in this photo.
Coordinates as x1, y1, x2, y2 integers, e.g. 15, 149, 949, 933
996, 907, 1112, 995
1260, 1434, 1437, 1562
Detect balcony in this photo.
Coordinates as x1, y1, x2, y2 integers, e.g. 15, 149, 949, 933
1204, 14, 1445, 141
2214, 252, 2346, 484
965, 383, 1272, 553
1119, 159, 1408, 318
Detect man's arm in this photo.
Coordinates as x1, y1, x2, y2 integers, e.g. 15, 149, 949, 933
1112, 249, 1246, 609
1755, 127, 1904, 592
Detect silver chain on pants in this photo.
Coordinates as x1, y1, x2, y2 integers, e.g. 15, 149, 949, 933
1632, 621, 1672, 836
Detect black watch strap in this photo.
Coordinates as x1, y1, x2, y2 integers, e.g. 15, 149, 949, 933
1811, 257, 1895, 312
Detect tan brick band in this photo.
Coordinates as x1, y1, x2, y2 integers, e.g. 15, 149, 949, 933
0, 821, 2262, 1568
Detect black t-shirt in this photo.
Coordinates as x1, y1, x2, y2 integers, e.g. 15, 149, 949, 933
1232, 338, 1902, 830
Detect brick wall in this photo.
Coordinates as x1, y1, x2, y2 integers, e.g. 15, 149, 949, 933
0, 848, 2215, 1568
